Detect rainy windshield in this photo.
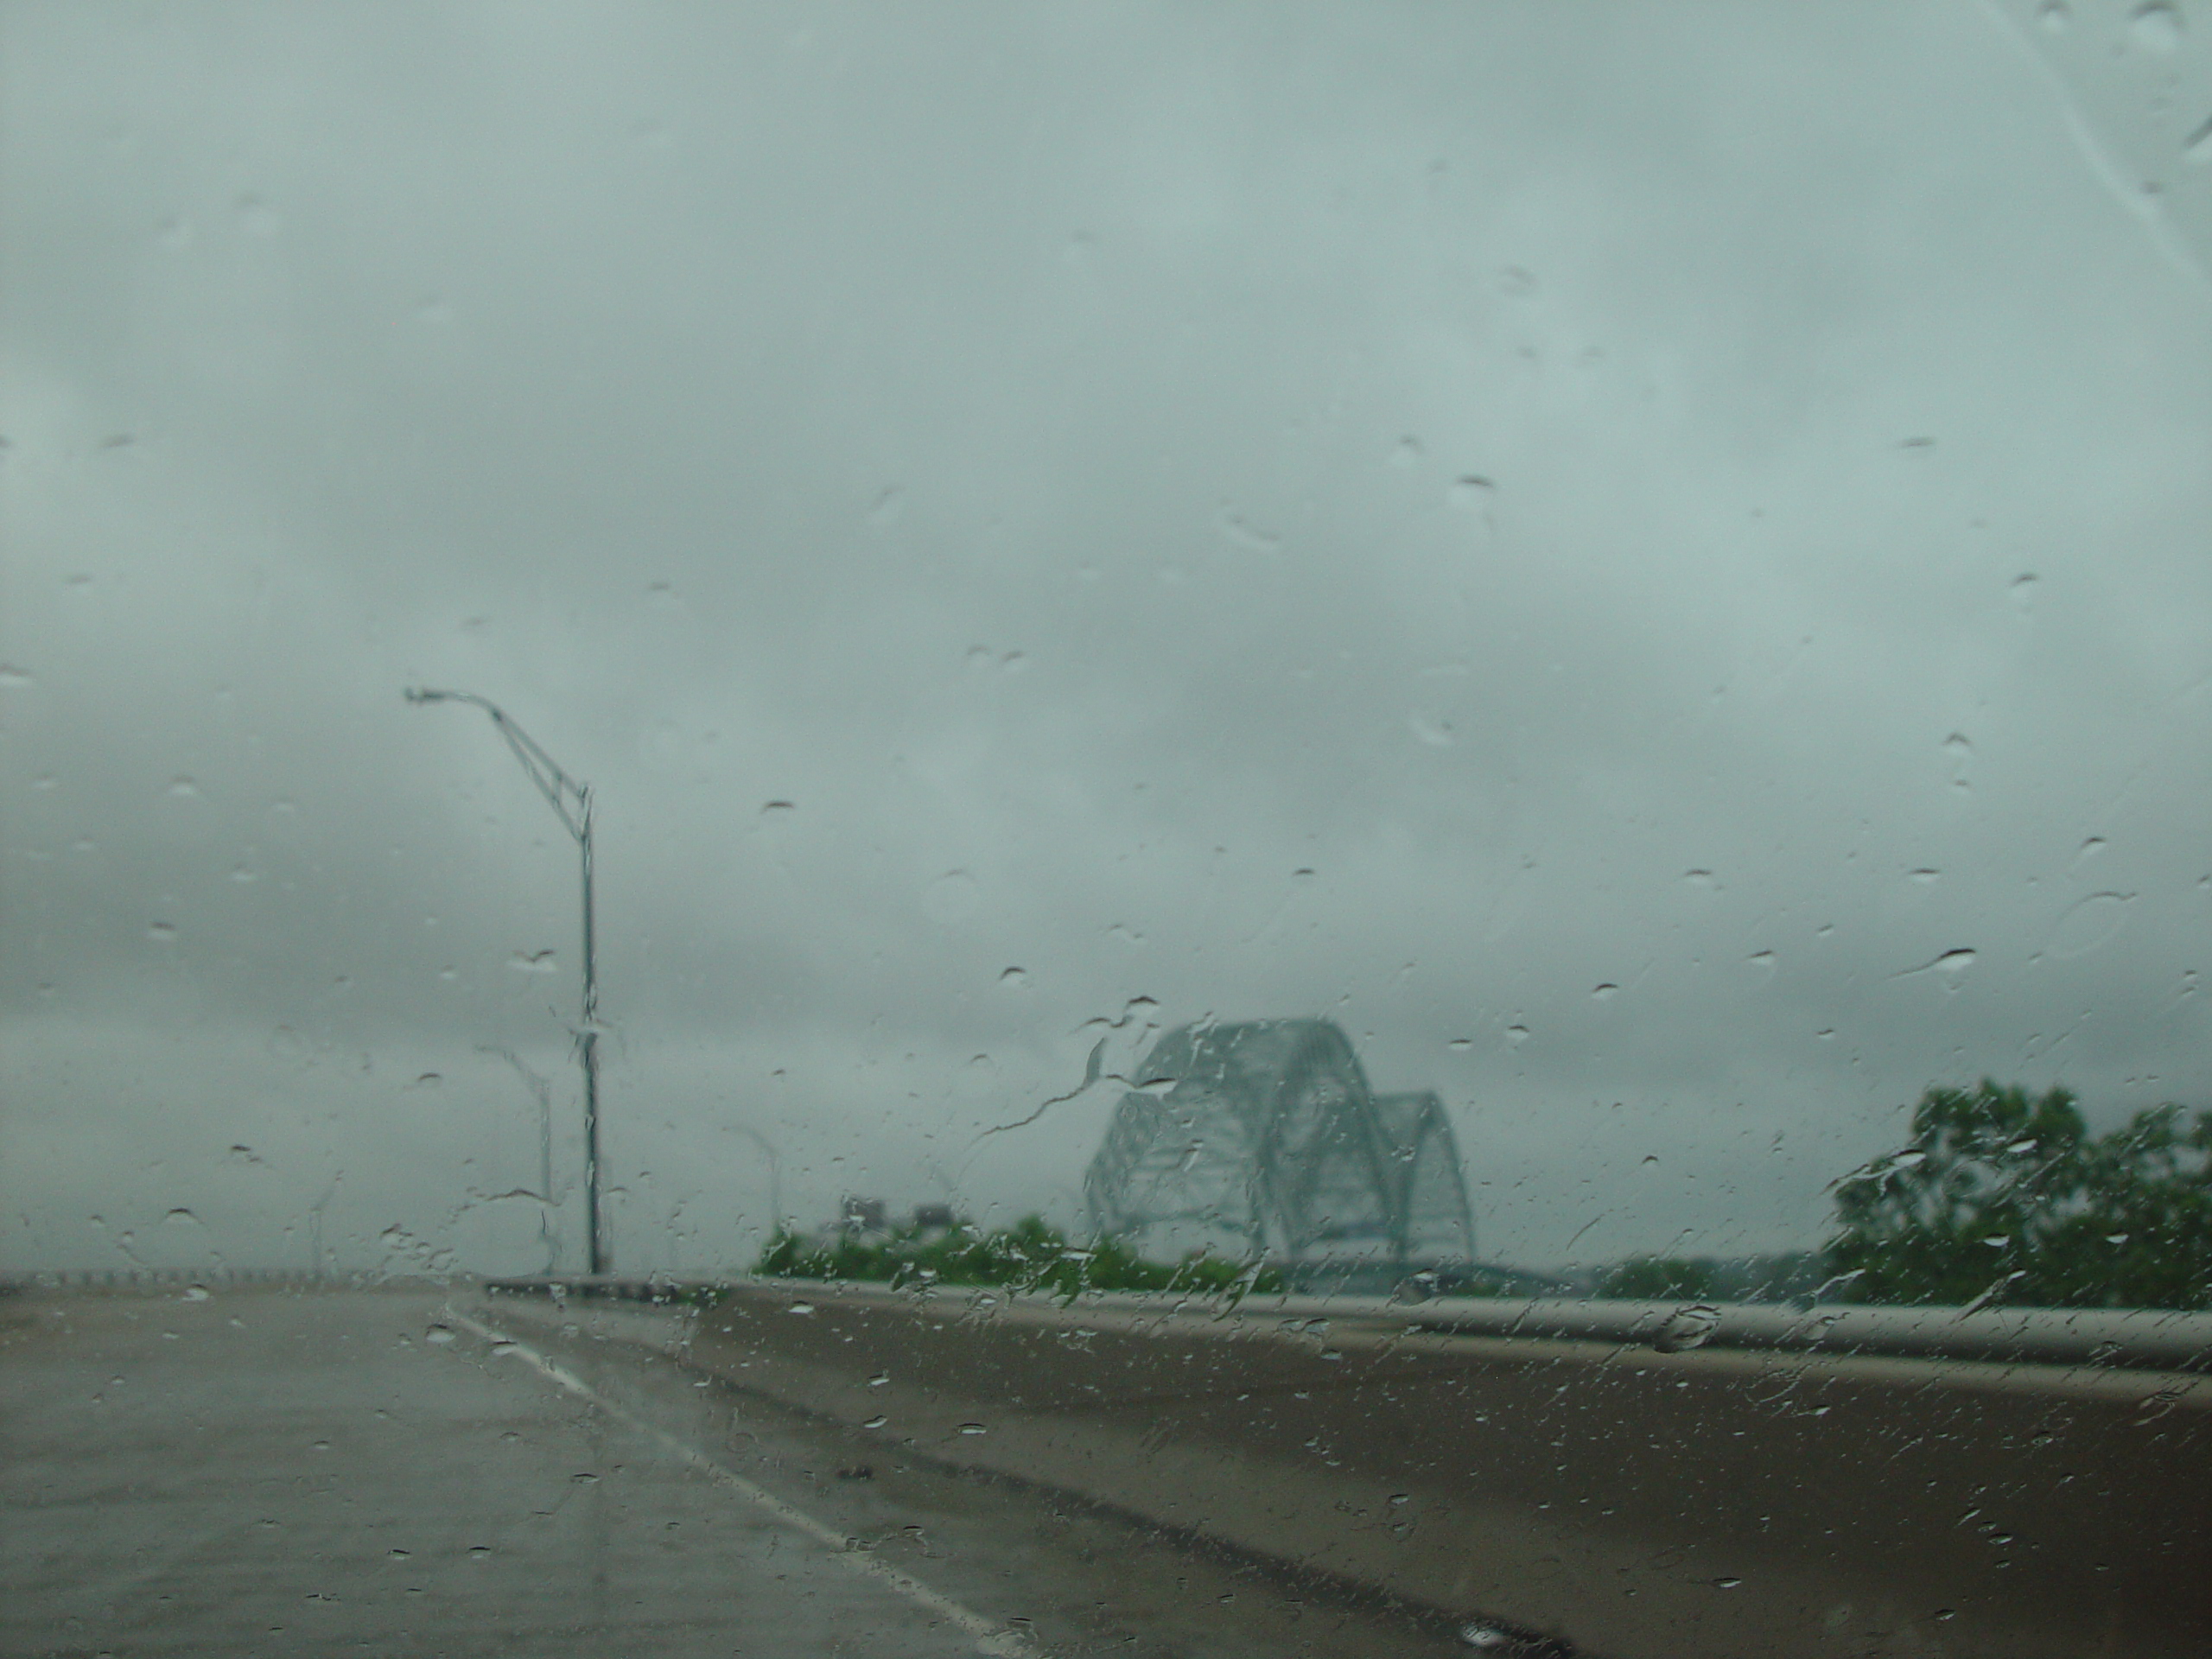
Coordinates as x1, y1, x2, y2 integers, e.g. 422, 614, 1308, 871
5, 4, 2210, 1657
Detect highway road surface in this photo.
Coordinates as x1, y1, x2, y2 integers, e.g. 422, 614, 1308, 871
1, 1285, 1457, 1658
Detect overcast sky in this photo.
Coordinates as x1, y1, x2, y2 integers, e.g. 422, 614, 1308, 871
5, 1, 2212, 1278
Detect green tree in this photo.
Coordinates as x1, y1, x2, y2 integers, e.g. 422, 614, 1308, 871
2042, 1104, 2212, 1308
1827, 1082, 2212, 1309
1599, 1255, 1718, 1300
750, 1213, 1281, 1301
1827, 1081, 2089, 1306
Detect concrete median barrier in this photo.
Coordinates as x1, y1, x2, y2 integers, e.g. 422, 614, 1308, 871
486, 1279, 2212, 1659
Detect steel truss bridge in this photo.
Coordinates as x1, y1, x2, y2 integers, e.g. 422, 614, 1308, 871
1082, 1018, 1476, 1277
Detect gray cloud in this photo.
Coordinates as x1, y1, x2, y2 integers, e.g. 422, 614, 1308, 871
6, 0, 2212, 1277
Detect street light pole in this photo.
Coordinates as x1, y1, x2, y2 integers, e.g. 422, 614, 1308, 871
405, 687, 607, 1276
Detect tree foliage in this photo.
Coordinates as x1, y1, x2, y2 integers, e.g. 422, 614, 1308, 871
1599, 1255, 1719, 1300
1827, 1081, 2212, 1309
753, 1213, 1283, 1300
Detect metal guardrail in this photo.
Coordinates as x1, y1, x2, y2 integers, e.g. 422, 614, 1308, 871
478, 1274, 2212, 1373
16, 1264, 2206, 1370
3, 1268, 407, 1293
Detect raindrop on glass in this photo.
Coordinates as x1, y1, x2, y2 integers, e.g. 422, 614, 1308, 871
2130, 2, 2182, 54
2187, 113, 2212, 167
923, 869, 980, 924
1652, 1306, 1720, 1352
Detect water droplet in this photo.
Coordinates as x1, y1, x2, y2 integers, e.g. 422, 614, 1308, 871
1448, 1038, 1472, 1051
0, 664, 32, 689
1460, 1624, 1515, 1650
923, 869, 980, 924
1898, 435, 1936, 450
958, 1422, 988, 1435
863, 1414, 888, 1428
1898, 947, 1977, 987
2037, 0, 2070, 31
2130, 2, 2182, 54
868, 486, 906, 527
1714, 1576, 1744, 1590
868, 1372, 890, 1388
1942, 734, 1973, 791
1504, 1024, 1530, 1046
236, 194, 280, 234
1409, 712, 1455, 747
786, 1302, 816, 1316
760, 800, 795, 817
167, 776, 200, 798
1909, 868, 1940, 885
998, 966, 1028, 988
424, 1325, 456, 1344
230, 866, 257, 884
147, 921, 179, 942
1745, 950, 1777, 979
1389, 435, 1424, 467
1592, 983, 1619, 1001
1652, 1306, 1720, 1353
182, 1286, 210, 1301
1448, 475, 1496, 511
1682, 868, 1716, 888
2045, 892, 2133, 960
2187, 112, 2212, 166
1216, 510, 1281, 552
506, 949, 559, 974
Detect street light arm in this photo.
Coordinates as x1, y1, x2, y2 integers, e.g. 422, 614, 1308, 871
404, 687, 590, 841
405, 683, 607, 1276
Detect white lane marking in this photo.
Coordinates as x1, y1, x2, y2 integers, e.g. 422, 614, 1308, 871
444, 1308, 1033, 1658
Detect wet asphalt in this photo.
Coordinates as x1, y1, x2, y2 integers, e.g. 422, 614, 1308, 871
0, 1286, 1453, 1659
